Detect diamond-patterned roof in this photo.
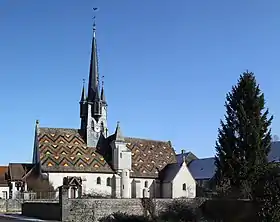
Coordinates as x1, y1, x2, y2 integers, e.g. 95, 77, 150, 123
38, 128, 177, 178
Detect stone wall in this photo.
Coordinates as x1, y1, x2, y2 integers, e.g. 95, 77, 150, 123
62, 198, 204, 222
22, 200, 60, 221
17, 186, 206, 222
0, 199, 22, 212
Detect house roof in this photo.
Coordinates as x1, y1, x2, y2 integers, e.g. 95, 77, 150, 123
176, 152, 198, 165
268, 141, 280, 162
188, 141, 280, 180
38, 127, 177, 178
0, 166, 8, 187
160, 163, 181, 182
188, 157, 216, 180
8, 163, 34, 181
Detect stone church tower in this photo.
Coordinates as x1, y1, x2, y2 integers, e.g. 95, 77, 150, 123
79, 24, 108, 148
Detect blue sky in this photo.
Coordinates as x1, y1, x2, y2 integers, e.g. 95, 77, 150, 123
1, 0, 280, 164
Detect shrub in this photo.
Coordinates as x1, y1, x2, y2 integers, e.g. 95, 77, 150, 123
27, 177, 56, 199
99, 212, 151, 222
158, 200, 200, 222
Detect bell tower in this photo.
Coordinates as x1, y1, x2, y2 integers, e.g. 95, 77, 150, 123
79, 15, 108, 147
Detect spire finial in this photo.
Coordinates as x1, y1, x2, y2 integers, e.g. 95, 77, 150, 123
83, 78, 85, 85
101, 75, 104, 87
92, 7, 99, 32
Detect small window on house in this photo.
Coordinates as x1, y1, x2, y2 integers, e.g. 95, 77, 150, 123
97, 177, 101, 185
182, 183, 186, 191
106, 177, 111, 186
144, 181, 148, 188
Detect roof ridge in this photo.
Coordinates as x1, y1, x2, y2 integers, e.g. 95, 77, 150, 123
39, 127, 79, 131
125, 136, 171, 143
196, 157, 215, 160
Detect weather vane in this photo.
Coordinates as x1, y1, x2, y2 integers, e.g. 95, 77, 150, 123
93, 7, 99, 29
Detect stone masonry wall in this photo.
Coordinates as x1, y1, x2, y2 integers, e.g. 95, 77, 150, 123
0, 199, 22, 212
62, 198, 205, 222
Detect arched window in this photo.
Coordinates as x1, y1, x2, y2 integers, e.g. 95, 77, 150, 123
97, 177, 101, 185
144, 181, 148, 188
106, 177, 111, 186
182, 183, 186, 191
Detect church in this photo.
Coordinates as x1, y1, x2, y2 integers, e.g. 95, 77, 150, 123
10, 22, 197, 199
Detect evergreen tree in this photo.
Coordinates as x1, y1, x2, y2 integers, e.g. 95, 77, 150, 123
215, 71, 273, 197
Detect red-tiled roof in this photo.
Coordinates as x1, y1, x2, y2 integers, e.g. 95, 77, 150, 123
0, 166, 8, 186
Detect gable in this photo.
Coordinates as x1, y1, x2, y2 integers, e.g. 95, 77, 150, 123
173, 163, 196, 184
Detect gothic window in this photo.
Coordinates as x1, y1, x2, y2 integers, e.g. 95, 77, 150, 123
97, 177, 101, 185
144, 181, 148, 188
182, 183, 186, 191
106, 177, 111, 186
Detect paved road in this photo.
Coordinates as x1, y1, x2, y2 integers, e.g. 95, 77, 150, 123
0, 214, 45, 221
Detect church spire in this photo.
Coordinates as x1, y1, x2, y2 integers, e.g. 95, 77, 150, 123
101, 76, 106, 104
87, 19, 100, 104
115, 121, 125, 142
80, 79, 86, 103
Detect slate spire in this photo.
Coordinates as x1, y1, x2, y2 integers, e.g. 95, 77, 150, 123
80, 79, 87, 103
115, 121, 125, 142
87, 23, 100, 104
101, 78, 106, 104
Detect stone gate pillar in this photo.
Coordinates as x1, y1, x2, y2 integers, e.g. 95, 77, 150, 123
59, 185, 69, 221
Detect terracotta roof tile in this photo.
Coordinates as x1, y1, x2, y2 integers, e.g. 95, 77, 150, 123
0, 166, 8, 186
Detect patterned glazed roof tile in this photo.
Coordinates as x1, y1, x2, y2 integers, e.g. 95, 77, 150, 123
39, 127, 113, 173
38, 128, 177, 177
125, 137, 177, 178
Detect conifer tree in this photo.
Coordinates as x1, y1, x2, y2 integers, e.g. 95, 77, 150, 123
215, 71, 273, 196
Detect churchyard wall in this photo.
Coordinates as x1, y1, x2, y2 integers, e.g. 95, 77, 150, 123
0, 199, 22, 212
